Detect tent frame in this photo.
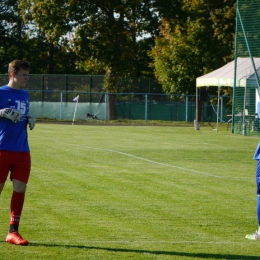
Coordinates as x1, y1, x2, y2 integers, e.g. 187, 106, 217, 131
195, 86, 220, 132
195, 57, 260, 133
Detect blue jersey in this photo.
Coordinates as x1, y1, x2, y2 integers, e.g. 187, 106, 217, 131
0, 85, 30, 152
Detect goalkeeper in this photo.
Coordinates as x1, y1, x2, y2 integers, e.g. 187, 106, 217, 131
0, 60, 36, 246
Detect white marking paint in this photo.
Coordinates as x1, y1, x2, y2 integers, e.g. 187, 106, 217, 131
55, 142, 251, 180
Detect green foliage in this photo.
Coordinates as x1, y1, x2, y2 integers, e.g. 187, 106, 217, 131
150, 0, 236, 95
0, 0, 238, 97
0, 0, 28, 71
77, 58, 106, 75
0, 0, 79, 74
19, 0, 161, 83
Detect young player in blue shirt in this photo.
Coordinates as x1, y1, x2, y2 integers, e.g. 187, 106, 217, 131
245, 144, 260, 240
0, 60, 36, 246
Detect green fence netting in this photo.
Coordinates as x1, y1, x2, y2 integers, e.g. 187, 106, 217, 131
27, 92, 230, 123
233, 0, 260, 136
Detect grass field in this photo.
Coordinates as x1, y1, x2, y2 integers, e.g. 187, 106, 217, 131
0, 123, 260, 259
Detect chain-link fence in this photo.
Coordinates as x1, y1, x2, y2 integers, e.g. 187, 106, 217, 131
0, 74, 232, 123
28, 91, 231, 123
0, 74, 163, 93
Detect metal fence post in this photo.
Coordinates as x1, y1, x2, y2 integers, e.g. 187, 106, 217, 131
41, 74, 44, 102
89, 76, 92, 103
65, 75, 68, 102
186, 95, 188, 122
145, 94, 148, 121
220, 96, 223, 122
60, 91, 63, 120
105, 93, 107, 121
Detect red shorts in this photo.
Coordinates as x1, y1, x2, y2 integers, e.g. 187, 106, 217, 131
0, 150, 31, 184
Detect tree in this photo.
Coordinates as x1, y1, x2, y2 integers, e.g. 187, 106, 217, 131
19, 0, 167, 119
0, 0, 30, 72
149, 0, 236, 95
0, 0, 74, 74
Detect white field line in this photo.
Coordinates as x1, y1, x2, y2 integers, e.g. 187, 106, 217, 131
56, 142, 251, 180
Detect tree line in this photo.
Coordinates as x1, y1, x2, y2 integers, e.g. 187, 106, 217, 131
1, 1, 236, 98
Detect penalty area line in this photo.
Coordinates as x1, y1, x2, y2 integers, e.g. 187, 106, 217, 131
101, 148, 220, 178
56, 142, 247, 180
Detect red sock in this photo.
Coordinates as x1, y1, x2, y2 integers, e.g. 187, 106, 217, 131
9, 191, 25, 232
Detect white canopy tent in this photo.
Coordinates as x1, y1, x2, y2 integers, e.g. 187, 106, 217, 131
195, 57, 260, 131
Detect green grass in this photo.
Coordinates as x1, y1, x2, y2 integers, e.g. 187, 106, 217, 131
0, 123, 259, 259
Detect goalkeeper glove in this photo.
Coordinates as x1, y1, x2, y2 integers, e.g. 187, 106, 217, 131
26, 114, 36, 130
0, 108, 22, 123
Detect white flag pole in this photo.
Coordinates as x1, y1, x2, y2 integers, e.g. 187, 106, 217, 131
72, 95, 79, 125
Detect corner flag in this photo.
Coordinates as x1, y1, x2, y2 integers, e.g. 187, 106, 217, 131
72, 95, 79, 125
73, 95, 79, 102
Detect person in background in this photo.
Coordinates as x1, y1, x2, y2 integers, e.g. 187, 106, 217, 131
257, 101, 260, 119
245, 143, 260, 240
0, 60, 36, 246
256, 101, 260, 133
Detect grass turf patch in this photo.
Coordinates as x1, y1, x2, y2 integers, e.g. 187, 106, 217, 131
0, 124, 259, 259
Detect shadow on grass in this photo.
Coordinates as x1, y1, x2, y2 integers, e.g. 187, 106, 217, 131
29, 242, 258, 259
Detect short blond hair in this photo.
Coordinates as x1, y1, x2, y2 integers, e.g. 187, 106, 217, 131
8, 60, 30, 78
